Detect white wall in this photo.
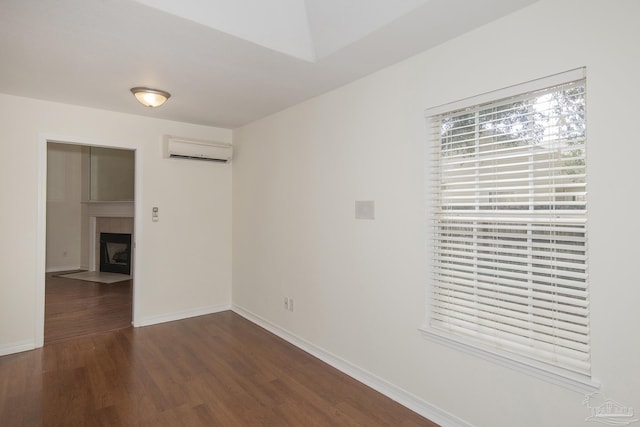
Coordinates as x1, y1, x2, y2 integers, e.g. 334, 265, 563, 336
89, 147, 135, 201
232, 1, 640, 426
46, 143, 83, 272
0, 94, 232, 354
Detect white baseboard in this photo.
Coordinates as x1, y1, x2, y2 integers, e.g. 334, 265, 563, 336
0, 305, 231, 357
232, 304, 471, 427
0, 340, 35, 357
134, 304, 231, 327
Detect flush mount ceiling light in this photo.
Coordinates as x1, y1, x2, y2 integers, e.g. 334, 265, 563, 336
130, 87, 171, 107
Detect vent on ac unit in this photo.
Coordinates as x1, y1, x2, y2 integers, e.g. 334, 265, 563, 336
163, 135, 232, 163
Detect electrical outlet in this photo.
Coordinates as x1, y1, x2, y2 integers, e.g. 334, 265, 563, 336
284, 297, 289, 310
289, 298, 294, 312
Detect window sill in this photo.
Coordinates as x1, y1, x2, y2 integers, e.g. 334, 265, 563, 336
420, 326, 600, 394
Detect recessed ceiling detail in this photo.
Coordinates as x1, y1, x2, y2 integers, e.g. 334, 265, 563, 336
133, 0, 316, 61
132, 0, 429, 62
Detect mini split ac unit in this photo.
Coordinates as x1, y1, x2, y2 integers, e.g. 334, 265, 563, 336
163, 135, 233, 163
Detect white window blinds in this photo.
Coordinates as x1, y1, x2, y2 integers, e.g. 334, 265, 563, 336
426, 72, 589, 375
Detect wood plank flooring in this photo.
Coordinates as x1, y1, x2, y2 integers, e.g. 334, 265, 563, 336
1, 311, 438, 426
44, 273, 132, 344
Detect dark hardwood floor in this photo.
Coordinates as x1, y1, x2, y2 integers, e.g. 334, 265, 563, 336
44, 273, 132, 344
1, 311, 438, 426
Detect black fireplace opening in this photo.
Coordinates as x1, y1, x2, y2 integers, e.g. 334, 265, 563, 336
100, 232, 132, 275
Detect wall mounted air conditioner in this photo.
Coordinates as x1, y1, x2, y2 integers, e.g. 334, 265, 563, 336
163, 135, 232, 163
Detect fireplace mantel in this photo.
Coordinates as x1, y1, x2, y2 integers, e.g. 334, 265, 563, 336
84, 200, 134, 218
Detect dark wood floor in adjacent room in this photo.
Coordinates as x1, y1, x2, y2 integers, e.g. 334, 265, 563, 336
44, 273, 133, 344
1, 309, 438, 426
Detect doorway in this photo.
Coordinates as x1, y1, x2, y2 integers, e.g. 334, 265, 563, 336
43, 142, 136, 344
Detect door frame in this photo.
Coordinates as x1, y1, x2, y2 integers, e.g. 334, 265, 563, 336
36, 133, 143, 347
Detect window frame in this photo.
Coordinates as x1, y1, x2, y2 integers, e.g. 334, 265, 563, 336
420, 68, 600, 393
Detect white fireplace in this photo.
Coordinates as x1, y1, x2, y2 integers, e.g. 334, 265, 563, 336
85, 201, 134, 273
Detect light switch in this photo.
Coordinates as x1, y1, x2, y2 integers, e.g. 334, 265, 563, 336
152, 206, 159, 222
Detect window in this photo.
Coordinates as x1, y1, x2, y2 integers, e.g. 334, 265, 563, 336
422, 69, 591, 383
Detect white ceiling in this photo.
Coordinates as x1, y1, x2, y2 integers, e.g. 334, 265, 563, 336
0, 0, 537, 128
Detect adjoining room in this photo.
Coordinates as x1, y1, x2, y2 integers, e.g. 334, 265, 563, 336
45, 143, 134, 344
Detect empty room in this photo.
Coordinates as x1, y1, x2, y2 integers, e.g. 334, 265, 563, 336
1, 1, 639, 426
